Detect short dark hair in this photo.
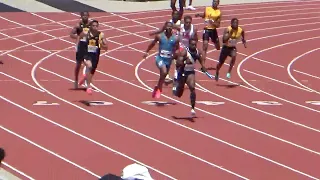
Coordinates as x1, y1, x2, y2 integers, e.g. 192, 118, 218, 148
231, 18, 238, 23
184, 15, 192, 21
90, 20, 99, 26
0, 148, 5, 163
80, 11, 89, 16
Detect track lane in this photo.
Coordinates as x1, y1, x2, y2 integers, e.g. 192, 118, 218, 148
102, 19, 320, 153
0, 116, 96, 180
2, 53, 174, 179
1, 1, 320, 179
47, 47, 320, 179
36, 52, 246, 180
0, 71, 158, 179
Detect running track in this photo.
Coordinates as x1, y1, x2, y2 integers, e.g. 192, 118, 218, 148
1, 0, 320, 179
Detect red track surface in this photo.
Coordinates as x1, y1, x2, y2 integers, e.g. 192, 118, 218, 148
1, 0, 320, 179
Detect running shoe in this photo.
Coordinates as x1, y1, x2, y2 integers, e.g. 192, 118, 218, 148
152, 86, 161, 98
86, 87, 93, 95
191, 109, 196, 117
186, 6, 196, 10
226, 72, 231, 79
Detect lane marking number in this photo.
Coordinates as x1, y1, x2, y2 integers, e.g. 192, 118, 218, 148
196, 101, 225, 105
87, 101, 113, 106
33, 101, 59, 106
306, 101, 320, 105
142, 101, 176, 106
252, 101, 282, 105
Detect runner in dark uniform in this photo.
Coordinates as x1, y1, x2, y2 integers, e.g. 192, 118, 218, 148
78, 20, 108, 94
70, 11, 91, 89
173, 38, 207, 117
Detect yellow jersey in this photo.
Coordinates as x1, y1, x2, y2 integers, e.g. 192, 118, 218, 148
224, 26, 243, 47
204, 7, 221, 29
87, 31, 104, 52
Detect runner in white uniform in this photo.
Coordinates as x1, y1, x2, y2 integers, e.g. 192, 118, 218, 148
178, 15, 198, 48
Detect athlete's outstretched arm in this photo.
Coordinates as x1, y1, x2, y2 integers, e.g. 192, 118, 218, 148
149, 22, 167, 36
70, 24, 80, 39
241, 30, 247, 48
143, 34, 160, 58
99, 33, 108, 50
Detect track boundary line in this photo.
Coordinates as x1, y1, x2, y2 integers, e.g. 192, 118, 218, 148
287, 48, 320, 94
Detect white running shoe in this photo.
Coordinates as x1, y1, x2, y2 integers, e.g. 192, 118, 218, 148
191, 109, 196, 117
186, 6, 196, 10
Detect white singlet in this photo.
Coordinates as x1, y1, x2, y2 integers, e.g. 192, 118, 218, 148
179, 24, 195, 47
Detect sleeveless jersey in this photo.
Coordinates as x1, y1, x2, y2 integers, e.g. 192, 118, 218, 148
204, 7, 221, 29
158, 33, 177, 59
184, 47, 200, 71
169, 19, 181, 36
86, 31, 103, 53
224, 26, 243, 47
179, 24, 195, 47
77, 21, 90, 42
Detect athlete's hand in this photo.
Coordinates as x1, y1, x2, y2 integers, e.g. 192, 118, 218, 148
143, 52, 149, 59
201, 66, 207, 72
242, 40, 247, 48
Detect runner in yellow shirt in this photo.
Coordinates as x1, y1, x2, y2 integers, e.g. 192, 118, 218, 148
215, 18, 247, 81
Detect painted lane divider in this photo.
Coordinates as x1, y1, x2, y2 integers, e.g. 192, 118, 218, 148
33, 101, 59, 106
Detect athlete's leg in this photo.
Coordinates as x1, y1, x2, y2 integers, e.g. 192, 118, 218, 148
215, 46, 229, 81
173, 70, 186, 97
171, 0, 177, 11
211, 29, 221, 51
86, 52, 100, 94
227, 48, 237, 79
153, 56, 169, 98
74, 50, 84, 88
185, 72, 196, 116
202, 30, 210, 64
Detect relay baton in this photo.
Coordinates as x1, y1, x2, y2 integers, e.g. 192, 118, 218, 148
204, 71, 214, 79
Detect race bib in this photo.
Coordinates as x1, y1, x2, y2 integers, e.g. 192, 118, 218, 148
228, 39, 238, 46
88, 45, 98, 53
160, 50, 172, 58
157, 60, 164, 67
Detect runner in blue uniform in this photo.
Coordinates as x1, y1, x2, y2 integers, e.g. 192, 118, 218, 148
143, 22, 180, 98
